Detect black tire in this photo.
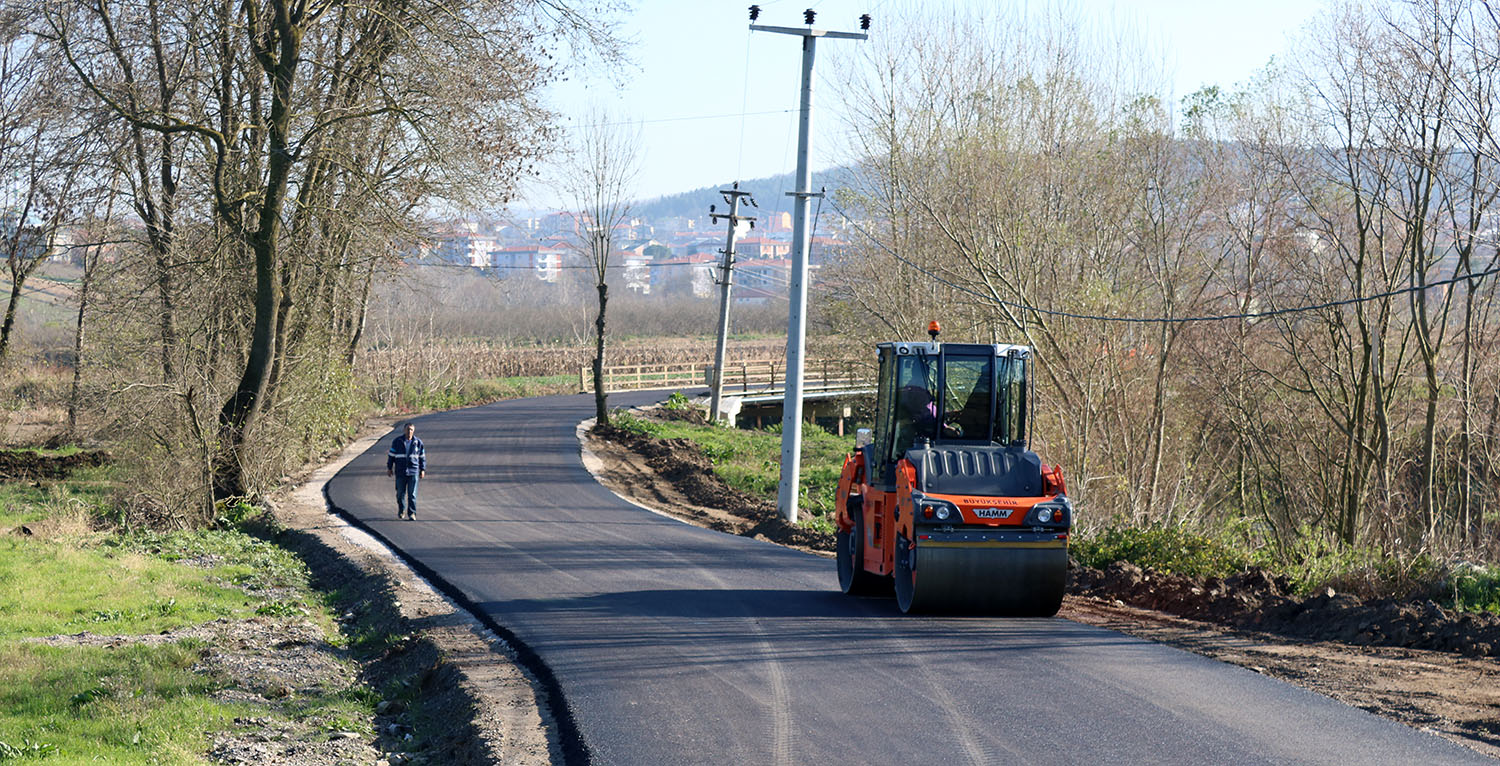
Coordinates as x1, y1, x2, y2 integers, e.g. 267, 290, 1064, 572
894, 534, 919, 613
837, 501, 886, 596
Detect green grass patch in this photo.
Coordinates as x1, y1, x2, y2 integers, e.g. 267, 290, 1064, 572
0, 536, 269, 639
0, 477, 370, 762
0, 636, 371, 764
0, 640, 238, 764
116, 529, 312, 594
0, 464, 117, 530
1072, 524, 1250, 579
1451, 564, 1500, 614
1074, 520, 1500, 614
611, 406, 853, 533
1245, 528, 1446, 600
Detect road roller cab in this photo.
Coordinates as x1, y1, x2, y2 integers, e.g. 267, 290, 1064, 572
835, 327, 1072, 614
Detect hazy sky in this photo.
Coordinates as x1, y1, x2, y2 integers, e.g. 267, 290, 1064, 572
520, 0, 1324, 210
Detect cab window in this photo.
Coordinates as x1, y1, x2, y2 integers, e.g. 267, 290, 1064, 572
890, 353, 937, 460
941, 354, 994, 442
998, 355, 1027, 446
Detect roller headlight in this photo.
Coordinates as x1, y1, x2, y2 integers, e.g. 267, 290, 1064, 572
912, 495, 961, 523
1024, 497, 1072, 528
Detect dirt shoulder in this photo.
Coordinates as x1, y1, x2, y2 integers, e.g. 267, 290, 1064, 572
581, 421, 1500, 760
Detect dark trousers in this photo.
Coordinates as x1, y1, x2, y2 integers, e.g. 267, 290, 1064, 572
395, 472, 419, 516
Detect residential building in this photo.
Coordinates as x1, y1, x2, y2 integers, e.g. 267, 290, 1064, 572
491, 244, 564, 282
651, 253, 718, 299
738, 236, 791, 260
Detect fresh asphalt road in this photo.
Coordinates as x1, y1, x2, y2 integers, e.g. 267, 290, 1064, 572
326, 392, 1490, 765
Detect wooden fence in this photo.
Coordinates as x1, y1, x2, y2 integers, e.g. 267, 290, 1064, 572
580, 357, 870, 394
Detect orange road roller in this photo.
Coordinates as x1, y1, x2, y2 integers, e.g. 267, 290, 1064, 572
835, 323, 1072, 615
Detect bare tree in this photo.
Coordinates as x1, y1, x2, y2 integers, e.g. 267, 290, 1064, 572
40, 0, 619, 501
0, 24, 94, 366
558, 107, 641, 427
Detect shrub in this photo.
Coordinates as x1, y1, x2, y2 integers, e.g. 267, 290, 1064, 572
1072, 524, 1249, 579
1450, 563, 1500, 614
1251, 528, 1444, 599
608, 411, 663, 438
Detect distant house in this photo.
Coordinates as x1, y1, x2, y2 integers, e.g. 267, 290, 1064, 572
619, 238, 664, 258
45, 226, 82, 263
538, 211, 581, 238
657, 216, 700, 232
491, 244, 564, 282
0, 215, 51, 264
433, 231, 497, 267
619, 252, 651, 294
737, 236, 790, 260
809, 234, 850, 265
732, 283, 784, 305
762, 211, 793, 233
651, 253, 718, 299
735, 258, 795, 303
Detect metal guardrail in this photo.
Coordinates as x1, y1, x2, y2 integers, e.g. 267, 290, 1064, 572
580, 358, 870, 394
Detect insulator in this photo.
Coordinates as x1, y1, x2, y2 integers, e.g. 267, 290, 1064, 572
804, 8, 815, 24
749, 4, 760, 21
860, 13, 871, 31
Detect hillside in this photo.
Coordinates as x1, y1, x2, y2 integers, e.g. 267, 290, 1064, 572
631, 167, 854, 221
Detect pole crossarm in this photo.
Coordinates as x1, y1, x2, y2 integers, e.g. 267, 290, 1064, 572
749, 24, 868, 40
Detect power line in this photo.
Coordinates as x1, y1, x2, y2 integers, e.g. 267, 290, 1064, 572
825, 196, 1500, 325
410, 260, 712, 271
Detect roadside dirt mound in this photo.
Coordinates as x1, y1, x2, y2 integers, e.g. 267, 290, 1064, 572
592, 425, 835, 552
0, 448, 108, 481
1071, 560, 1500, 657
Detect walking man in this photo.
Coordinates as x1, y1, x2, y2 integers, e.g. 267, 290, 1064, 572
387, 422, 426, 520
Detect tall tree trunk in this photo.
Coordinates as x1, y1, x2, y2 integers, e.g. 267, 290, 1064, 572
0, 282, 24, 368
213, 0, 302, 499
151, 236, 178, 382
67, 202, 112, 438
1145, 322, 1175, 519
1459, 288, 1477, 548
593, 281, 609, 426
346, 260, 375, 366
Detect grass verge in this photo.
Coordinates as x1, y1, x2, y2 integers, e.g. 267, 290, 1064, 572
610, 400, 855, 534
0, 461, 391, 763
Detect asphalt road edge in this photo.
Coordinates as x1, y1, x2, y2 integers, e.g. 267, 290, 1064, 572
576, 416, 699, 523
321, 432, 593, 766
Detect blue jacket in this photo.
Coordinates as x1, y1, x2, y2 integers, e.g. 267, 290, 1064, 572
387, 435, 427, 476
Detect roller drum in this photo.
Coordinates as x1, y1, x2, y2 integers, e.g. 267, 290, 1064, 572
895, 539, 1066, 616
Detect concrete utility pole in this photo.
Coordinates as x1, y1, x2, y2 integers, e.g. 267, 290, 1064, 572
708, 184, 756, 424
750, 7, 869, 523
